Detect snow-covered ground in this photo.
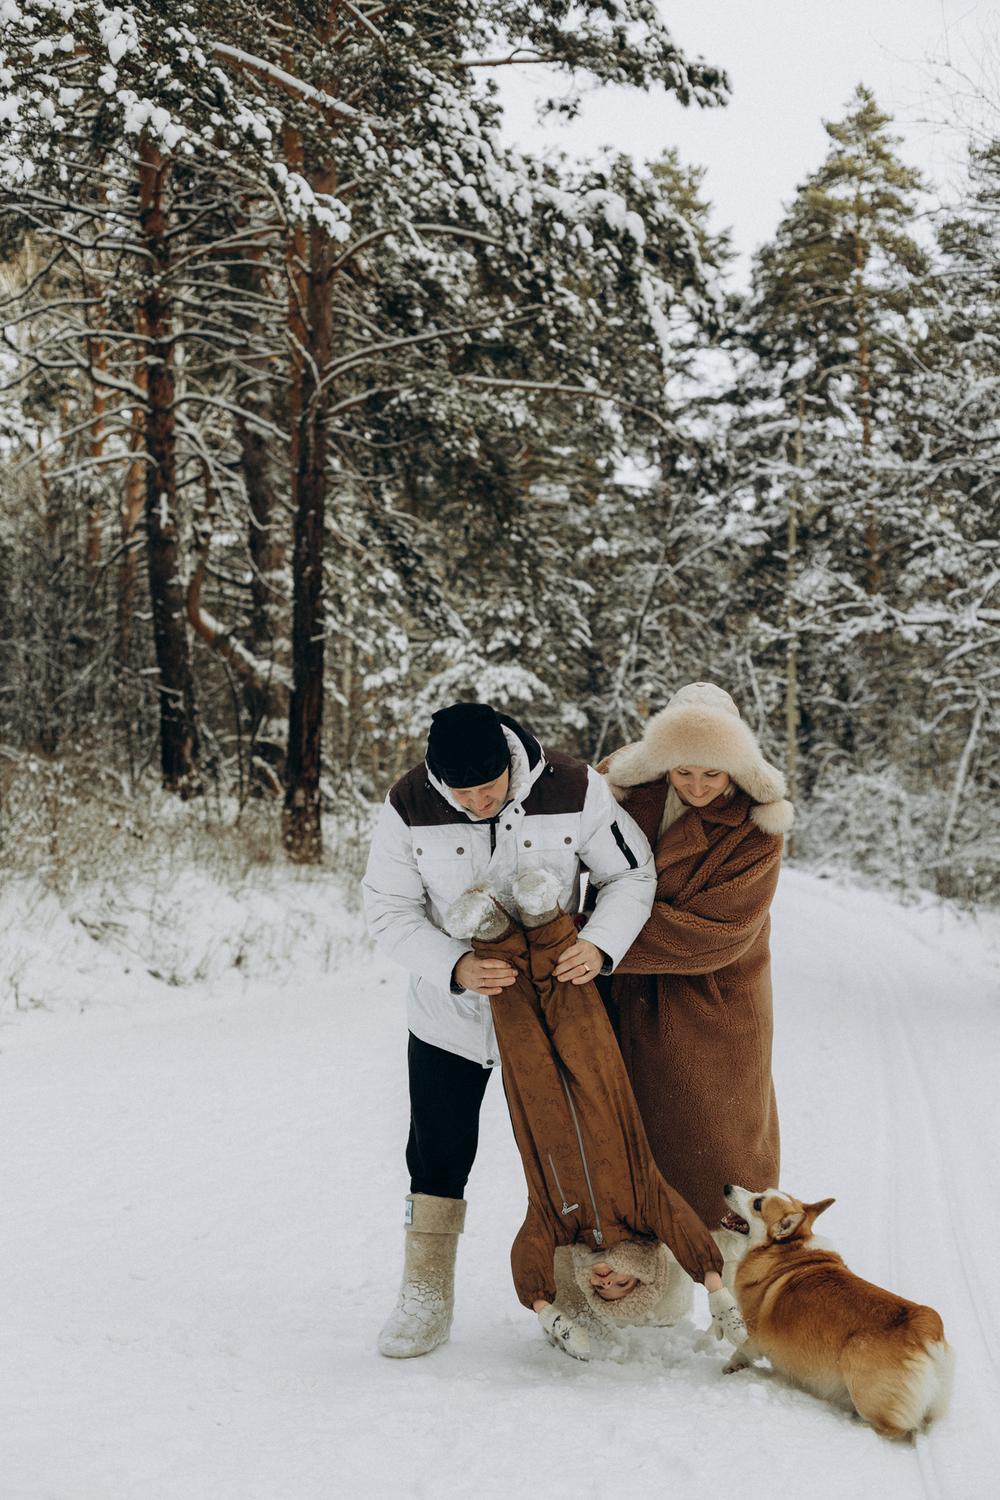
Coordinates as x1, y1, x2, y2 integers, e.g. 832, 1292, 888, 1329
1, 863, 998, 1500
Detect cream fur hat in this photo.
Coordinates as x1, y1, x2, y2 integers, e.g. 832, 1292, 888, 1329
603, 682, 794, 836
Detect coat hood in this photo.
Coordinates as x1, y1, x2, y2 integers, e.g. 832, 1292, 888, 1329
569, 1240, 673, 1326
602, 683, 794, 836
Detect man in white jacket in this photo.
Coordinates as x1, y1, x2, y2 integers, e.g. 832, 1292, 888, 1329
363, 701, 655, 1358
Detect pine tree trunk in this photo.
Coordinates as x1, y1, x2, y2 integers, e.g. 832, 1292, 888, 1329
85, 333, 106, 577
229, 252, 288, 791
853, 225, 880, 594
137, 135, 201, 796
117, 402, 146, 667
785, 385, 803, 856
282, 155, 335, 861
84, 191, 109, 581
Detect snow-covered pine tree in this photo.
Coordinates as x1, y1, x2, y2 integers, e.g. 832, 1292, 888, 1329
887, 137, 1000, 899
731, 86, 930, 834
1, 1, 730, 856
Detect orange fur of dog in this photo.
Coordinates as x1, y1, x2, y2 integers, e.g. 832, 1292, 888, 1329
723, 1186, 954, 1440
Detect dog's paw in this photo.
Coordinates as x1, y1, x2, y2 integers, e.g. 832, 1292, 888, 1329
722, 1352, 752, 1375
444, 887, 510, 940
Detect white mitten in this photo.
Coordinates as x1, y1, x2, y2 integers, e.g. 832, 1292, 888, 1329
708, 1287, 748, 1347
538, 1304, 591, 1361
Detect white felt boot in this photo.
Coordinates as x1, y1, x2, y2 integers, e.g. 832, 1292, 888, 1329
377, 1194, 467, 1358
511, 868, 563, 928
445, 887, 511, 941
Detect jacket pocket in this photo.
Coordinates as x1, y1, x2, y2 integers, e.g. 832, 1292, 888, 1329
413, 842, 477, 910
516, 820, 580, 887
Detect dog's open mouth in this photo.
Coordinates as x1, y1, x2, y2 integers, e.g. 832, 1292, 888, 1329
720, 1210, 750, 1235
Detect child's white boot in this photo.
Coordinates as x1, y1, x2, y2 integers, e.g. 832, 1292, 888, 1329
445, 887, 511, 941
377, 1193, 466, 1358
512, 868, 563, 928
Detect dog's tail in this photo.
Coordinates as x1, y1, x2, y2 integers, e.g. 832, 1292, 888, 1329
914, 1335, 955, 1429
843, 1307, 954, 1438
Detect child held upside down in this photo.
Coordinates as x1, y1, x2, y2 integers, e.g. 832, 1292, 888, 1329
447, 869, 746, 1360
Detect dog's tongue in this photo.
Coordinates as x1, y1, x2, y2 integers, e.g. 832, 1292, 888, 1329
720, 1210, 750, 1235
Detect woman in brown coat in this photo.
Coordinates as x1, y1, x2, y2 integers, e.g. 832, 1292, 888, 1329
600, 682, 793, 1245
445, 870, 735, 1359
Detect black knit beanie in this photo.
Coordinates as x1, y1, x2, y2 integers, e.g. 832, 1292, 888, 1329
426, 702, 510, 788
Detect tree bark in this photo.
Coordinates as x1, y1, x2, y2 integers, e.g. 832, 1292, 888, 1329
228, 251, 289, 789
85, 333, 106, 578
784, 384, 804, 858
137, 135, 201, 795
117, 402, 146, 666
282, 154, 336, 861
853, 224, 880, 594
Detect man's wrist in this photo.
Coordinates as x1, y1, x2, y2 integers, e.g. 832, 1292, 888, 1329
450, 952, 472, 994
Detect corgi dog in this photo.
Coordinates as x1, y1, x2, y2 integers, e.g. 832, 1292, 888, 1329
721, 1184, 954, 1440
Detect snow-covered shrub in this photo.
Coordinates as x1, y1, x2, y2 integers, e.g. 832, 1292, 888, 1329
795, 766, 928, 897
795, 763, 999, 907
0, 752, 369, 1011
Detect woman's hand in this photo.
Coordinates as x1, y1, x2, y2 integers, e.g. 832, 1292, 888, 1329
553, 939, 605, 985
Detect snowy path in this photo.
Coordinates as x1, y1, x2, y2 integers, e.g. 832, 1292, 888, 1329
1, 868, 998, 1500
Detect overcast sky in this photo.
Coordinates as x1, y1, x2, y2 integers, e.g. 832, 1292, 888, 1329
494, 0, 1000, 285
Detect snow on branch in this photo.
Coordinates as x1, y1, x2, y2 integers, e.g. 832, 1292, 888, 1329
460, 375, 673, 436
210, 44, 360, 122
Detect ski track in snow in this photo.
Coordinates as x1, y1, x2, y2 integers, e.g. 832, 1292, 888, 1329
0, 868, 998, 1500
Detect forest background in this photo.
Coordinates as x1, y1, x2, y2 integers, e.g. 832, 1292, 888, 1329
1, 0, 998, 906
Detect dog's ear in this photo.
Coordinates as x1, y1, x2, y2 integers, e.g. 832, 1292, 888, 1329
770, 1210, 804, 1242
806, 1197, 835, 1221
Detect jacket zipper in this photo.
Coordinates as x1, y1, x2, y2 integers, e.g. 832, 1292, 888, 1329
556, 1064, 604, 1246
546, 1154, 579, 1216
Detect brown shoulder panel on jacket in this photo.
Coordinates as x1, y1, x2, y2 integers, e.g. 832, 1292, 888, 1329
520, 748, 589, 817
388, 765, 467, 828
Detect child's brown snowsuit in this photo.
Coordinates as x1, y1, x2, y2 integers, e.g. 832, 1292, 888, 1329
473, 909, 723, 1308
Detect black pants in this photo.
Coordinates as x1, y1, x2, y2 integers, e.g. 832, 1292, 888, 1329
406, 1032, 493, 1200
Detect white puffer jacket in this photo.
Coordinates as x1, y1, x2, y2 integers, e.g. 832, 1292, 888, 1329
362, 718, 655, 1066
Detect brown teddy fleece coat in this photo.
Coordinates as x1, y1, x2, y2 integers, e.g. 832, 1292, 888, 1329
473, 909, 723, 1309
605, 782, 783, 1229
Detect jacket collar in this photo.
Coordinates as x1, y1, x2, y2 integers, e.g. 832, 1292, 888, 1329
698, 789, 753, 827
624, 781, 752, 868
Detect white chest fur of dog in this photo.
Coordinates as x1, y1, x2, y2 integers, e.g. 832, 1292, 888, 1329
721, 1185, 954, 1440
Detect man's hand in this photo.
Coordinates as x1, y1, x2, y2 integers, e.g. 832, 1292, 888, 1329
553, 938, 605, 986
453, 952, 517, 997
